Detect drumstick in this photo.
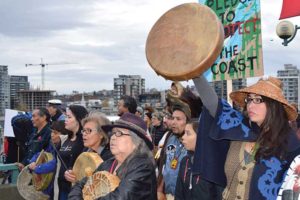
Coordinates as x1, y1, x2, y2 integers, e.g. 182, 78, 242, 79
50, 141, 69, 171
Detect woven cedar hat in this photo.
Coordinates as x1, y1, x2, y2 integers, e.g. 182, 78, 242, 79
102, 112, 153, 150
230, 76, 297, 121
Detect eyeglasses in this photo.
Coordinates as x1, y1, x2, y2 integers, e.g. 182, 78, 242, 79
244, 97, 264, 104
109, 130, 131, 137
81, 128, 98, 134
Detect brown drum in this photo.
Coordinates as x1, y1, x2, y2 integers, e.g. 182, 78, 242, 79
73, 152, 103, 182
82, 170, 120, 200
17, 166, 49, 200
32, 150, 54, 191
146, 3, 224, 81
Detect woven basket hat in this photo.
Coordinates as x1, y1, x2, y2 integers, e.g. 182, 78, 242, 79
230, 76, 297, 121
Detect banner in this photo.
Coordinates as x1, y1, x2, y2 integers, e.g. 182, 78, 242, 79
199, 0, 264, 81
280, 0, 300, 19
4, 109, 24, 137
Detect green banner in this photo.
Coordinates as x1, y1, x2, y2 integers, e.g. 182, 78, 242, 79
199, 0, 264, 81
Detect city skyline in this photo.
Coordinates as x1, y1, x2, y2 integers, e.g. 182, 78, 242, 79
0, 0, 299, 94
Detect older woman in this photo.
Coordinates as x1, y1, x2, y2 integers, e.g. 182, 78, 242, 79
68, 112, 157, 200
63, 112, 113, 184
82, 111, 112, 160
151, 111, 166, 148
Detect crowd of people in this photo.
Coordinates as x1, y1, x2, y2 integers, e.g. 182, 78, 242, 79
2, 75, 300, 200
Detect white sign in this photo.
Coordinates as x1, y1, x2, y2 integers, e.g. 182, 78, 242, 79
4, 109, 24, 137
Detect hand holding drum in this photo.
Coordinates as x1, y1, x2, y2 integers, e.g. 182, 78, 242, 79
146, 3, 224, 81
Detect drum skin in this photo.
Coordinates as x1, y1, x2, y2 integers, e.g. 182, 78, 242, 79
17, 166, 50, 200
82, 171, 120, 200
146, 3, 224, 81
73, 152, 103, 182
32, 151, 54, 191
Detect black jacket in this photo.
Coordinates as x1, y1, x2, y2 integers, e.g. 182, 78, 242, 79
68, 153, 157, 200
151, 123, 166, 146
51, 109, 64, 122
175, 153, 224, 200
21, 124, 51, 165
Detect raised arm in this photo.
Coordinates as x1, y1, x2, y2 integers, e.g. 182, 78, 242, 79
192, 76, 218, 117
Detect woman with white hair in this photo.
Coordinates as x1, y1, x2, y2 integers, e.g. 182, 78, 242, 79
68, 112, 157, 200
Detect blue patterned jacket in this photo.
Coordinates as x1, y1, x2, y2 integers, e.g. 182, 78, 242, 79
193, 99, 300, 200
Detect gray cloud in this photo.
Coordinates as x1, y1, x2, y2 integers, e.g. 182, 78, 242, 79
0, 0, 94, 37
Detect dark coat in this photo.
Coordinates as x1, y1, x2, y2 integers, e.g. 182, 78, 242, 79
21, 124, 51, 166
68, 153, 157, 200
151, 123, 166, 146
175, 153, 224, 200
51, 109, 65, 122
193, 99, 300, 200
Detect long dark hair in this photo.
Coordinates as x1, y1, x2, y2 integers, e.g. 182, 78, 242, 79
254, 97, 290, 161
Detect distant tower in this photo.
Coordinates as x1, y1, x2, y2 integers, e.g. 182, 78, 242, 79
209, 79, 247, 100
113, 75, 145, 105
10, 75, 30, 109
0, 65, 10, 116
81, 93, 86, 107
277, 64, 300, 110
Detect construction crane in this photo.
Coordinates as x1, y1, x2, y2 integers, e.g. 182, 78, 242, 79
25, 58, 74, 90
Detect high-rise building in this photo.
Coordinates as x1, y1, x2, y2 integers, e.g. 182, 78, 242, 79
209, 79, 247, 100
138, 90, 166, 109
113, 75, 145, 105
277, 64, 300, 109
18, 90, 55, 111
10, 75, 30, 109
0, 65, 10, 116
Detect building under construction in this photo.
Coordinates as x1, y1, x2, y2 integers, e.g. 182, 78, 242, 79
18, 90, 55, 111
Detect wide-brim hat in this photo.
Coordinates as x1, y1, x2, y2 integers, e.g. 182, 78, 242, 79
230, 76, 297, 121
102, 112, 153, 150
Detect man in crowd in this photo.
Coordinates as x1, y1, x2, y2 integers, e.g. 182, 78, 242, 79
157, 102, 189, 200
47, 99, 65, 122
117, 95, 137, 116
17, 108, 52, 170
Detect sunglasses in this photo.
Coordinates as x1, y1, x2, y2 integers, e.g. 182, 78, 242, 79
244, 96, 264, 104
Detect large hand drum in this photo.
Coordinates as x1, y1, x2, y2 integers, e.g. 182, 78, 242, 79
17, 166, 49, 200
32, 150, 54, 191
73, 152, 103, 182
82, 170, 120, 200
146, 3, 224, 81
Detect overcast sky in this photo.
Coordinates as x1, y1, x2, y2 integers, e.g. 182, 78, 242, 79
0, 0, 299, 94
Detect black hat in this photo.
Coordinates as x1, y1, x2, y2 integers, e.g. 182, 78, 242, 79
102, 112, 153, 150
